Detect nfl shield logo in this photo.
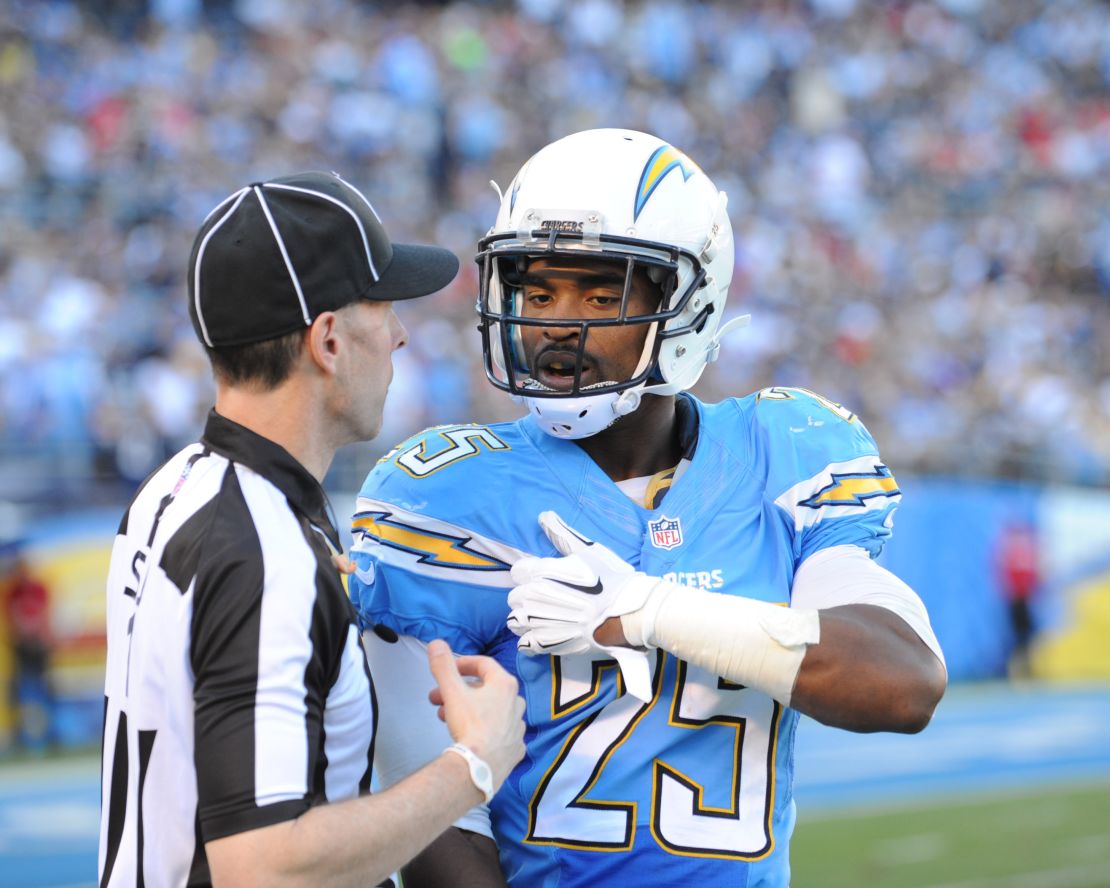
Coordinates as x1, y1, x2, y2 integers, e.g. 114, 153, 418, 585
648, 515, 683, 550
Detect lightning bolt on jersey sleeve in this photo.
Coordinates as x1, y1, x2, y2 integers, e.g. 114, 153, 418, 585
347, 427, 533, 656
751, 387, 901, 563
349, 497, 526, 654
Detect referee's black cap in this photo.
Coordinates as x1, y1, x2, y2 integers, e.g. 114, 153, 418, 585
187, 170, 459, 348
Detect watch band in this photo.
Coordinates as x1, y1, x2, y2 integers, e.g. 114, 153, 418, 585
444, 742, 495, 804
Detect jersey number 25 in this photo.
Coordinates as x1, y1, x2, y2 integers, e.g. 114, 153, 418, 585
527, 653, 780, 859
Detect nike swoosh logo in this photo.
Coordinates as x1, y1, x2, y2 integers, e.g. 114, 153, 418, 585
534, 633, 580, 649
557, 578, 603, 595
522, 615, 579, 624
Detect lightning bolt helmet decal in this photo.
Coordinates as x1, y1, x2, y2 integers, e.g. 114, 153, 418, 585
633, 144, 697, 221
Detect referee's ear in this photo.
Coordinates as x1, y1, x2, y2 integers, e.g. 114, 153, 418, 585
305, 311, 341, 377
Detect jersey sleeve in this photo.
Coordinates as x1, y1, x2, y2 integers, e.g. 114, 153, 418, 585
751, 387, 901, 563
348, 431, 529, 655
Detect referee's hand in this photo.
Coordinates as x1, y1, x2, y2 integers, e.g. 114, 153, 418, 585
426, 639, 526, 790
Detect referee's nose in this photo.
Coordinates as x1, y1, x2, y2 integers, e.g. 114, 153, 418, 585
390, 308, 409, 352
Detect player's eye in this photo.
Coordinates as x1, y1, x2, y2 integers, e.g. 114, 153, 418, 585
522, 289, 553, 307
587, 292, 622, 309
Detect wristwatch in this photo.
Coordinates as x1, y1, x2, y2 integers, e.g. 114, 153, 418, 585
445, 742, 495, 803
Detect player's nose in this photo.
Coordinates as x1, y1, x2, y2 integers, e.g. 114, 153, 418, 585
542, 322, 578, 342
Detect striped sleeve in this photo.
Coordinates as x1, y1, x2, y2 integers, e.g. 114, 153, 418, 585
191, 464, 365, 841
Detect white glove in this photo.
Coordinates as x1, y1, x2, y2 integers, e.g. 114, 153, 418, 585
507, 511, 666, 701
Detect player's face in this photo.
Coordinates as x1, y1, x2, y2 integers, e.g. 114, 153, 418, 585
517, 257, 661, 391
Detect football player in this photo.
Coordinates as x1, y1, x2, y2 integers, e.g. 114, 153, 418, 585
349, 129, 947, 887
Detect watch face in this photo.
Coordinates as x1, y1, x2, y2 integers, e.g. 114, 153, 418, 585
475, 761, 492, 785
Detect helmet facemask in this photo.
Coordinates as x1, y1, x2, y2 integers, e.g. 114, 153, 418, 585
481, 231, 711, 374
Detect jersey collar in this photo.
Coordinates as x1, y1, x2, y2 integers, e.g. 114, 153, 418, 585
518, 392, 704, 526
673, 392, 700, 461
200, 409, 341, 550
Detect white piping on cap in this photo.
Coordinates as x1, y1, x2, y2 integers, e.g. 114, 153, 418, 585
253, 185, 311, 327
329, 174, 383, 224
265, 181, 381, 281
193, 188, 251, 348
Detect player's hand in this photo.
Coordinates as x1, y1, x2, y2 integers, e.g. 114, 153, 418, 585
506, 511, 662, 701
426, 639, 526, 788
507, 511, 657, 652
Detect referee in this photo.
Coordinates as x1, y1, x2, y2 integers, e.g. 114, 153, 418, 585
99, 171, 526, 888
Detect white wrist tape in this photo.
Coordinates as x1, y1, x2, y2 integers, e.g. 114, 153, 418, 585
621, 583, 820, 706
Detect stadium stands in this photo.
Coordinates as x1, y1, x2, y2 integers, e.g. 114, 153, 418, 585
1, 0, 1109, 508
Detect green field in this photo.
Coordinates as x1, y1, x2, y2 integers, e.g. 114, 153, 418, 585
791, 780, 1110, 887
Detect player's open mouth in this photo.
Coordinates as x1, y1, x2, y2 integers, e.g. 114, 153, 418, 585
534, 350, 596, 391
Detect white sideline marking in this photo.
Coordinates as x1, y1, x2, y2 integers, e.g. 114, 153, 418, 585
0, 800, 99, 845
801, 775, 1110, 820
926, 862, 1110, 888
872, 832, 945, 864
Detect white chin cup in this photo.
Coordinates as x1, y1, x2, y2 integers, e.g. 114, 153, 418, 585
518, 386, 642, 439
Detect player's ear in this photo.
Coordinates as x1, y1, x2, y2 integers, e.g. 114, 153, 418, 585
305, 311, 341, 376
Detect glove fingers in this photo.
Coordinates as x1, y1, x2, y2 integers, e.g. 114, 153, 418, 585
507, 605, 556, 631
537, 513, 635, 581
509, 557, 543, 583
507, 589, 587, 623
517, 629, 588, 655
538, 510, 594, 556
511, 555, 597, 588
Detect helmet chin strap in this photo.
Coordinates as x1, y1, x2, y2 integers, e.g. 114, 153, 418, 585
515, 383, 643, 440
635, 312, 753, 399
516, 314, 751, 440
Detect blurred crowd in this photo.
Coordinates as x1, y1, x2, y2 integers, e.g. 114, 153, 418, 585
2, 0, 1110, 505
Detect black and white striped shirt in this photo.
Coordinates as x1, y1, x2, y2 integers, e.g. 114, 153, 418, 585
99, 410, 377, 887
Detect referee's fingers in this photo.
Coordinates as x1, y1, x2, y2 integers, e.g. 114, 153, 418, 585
453, 654, 500, 683
427, 639, 463, 701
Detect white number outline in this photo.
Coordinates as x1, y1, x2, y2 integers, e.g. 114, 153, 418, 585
757, 386, 856, 423
395, 426, 509, 478
526, 654, 781, 859
526, 654, 665, 851
650, 661, 780, 860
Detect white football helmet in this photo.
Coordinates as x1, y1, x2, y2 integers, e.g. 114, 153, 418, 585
476, 128, 745, 439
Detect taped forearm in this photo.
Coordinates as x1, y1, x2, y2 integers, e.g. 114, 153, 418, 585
621, 584, 820, 705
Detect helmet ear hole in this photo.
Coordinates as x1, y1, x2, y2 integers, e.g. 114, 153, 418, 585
499, 257, 525, 287
694, 304, 713, 334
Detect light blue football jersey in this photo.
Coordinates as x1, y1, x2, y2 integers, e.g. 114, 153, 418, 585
349, 389, 900, 887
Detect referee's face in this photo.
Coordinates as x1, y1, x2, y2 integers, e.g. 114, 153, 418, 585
334, 300, 409, 443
